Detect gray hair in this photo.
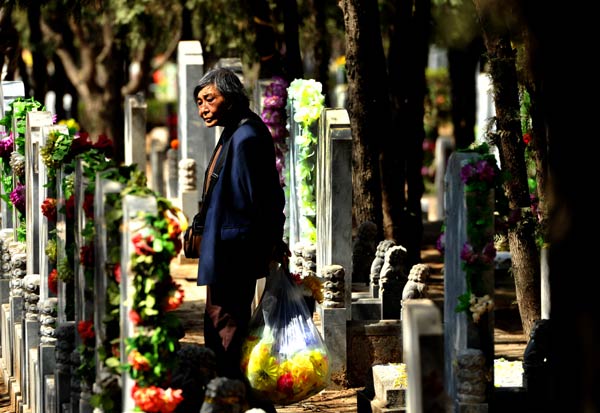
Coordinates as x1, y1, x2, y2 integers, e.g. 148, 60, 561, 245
193, 68, 249, 111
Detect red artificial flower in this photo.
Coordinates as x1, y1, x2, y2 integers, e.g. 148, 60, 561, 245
69, 133, 93, 158
41, 198, 57, 222
277, 372, 295, 395
77, 320, 95, 345
112, 343, 120, 359
94, 134, 114, 157
83, 193, 94, 218
113, 263, 121, 283
289, 271, 303, 286
131, 384, 183, 413
79, 244, 94, 268
165, 283, 185, 311
131, 232, 156, 255
129, 309, 141, 325
523, 132, 532, 145
128, 349, 151, 372
48, 268, 58, 295
66, 195, 75, 220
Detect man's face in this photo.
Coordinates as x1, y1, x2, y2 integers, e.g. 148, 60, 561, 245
196, 84, 227, 128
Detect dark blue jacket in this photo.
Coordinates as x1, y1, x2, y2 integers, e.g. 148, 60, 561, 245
197, 110, 285, 286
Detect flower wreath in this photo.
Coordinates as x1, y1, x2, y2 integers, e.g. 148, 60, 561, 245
287, 79, 325, 244
455, 144, 499, 322
123, 182, 187, 413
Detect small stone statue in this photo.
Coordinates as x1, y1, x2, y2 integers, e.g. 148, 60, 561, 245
369, 239, 396, 298
456, 348, 487, 404
321, 264, 345, 308
402, 263, 430, 302
379, 245, 408, 285
178, 158, 197, 191
200, 377, 246, 413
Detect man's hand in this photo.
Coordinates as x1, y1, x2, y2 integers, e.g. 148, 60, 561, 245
272, 239, 291, 266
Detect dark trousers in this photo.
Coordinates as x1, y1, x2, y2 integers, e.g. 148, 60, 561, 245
204, 278, 277, 413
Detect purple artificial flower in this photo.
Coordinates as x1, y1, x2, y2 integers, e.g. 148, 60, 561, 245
10, 182, 25, 214
460, 163, 477, 184
481, 241, 497, 264
263, 95, 286, 109
460, 242, 476, 264
436, 232, 445, 254
0, 133, 14, 159
265, 77, 289, 99
268, 124, 288, 141
474, 160, 496, 183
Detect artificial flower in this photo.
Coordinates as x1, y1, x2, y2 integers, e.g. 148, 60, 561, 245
128, 349, 151, 372
246, 342, 279, 392
129, 309, 141, 325
243, 334, 330, 404
131, 229, 156, 255
41, 197, 58, 222
66, 194, 75, 220
77, 320, 95, 345
131, 384, 183, 413
164, 283, 185, 311
83, 193, 94, 218
0, 132, 14, 159
80, 244, 94, 267
10, 182, 25, 214
48, 268, 58, 295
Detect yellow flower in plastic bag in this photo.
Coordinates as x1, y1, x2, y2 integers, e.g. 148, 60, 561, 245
287, 351, 315, 398
241, 334, 260, 372
309, 349, 330, 385
247, 342, 279, 392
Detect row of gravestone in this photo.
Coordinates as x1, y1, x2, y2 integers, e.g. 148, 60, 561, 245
0, 48, 361, 412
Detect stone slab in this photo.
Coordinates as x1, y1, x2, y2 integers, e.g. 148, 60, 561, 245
320, 307, 346, 388
352, 298, 381, 320
372, 364, 406, 408
45, 375, 56, 413
457, 402, 488, 413
347, 320, 403, 388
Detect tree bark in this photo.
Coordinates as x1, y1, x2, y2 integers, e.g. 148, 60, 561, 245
385, 0, 430, 268
473, 0, 541, 338
338, 0, 389, 239
448, 36, 483, 150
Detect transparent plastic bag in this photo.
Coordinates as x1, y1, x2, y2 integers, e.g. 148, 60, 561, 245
241, 263, 331, 405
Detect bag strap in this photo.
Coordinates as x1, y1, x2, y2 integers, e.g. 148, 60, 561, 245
194, 117, 250, 226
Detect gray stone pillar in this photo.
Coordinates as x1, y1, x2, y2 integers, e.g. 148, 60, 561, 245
316, 108, 352, 317
124, 93, 147, 171
25, 111, 54, 277
403, 299, 449, 412
443, 152, 495, 410
177, 40, 210, 208
0, 81, 24, 231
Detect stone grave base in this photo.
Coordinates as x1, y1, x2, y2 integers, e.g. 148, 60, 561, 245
346, 320, 402, 388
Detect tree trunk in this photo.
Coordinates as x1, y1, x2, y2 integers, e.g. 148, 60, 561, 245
309, 0, 331, 106
281, 0, 303, 81
448, 36, 483, 150
0, 5, 21, 81
385, 0, 430, 268
473, 0, 541, 338
250, 0, 284, 79
338, 0, 389, 239
523, 2, 599, 410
